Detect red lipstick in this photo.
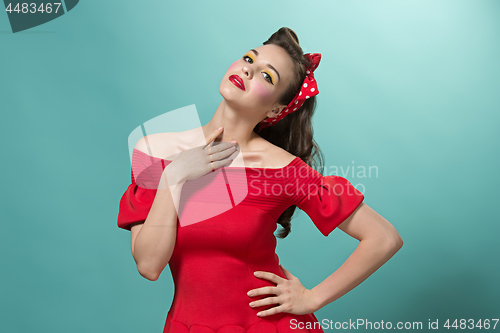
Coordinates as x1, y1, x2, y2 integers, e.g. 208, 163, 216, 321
229, 75, 245, 91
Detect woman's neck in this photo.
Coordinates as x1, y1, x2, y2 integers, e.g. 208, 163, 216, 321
202, 100, 263, 151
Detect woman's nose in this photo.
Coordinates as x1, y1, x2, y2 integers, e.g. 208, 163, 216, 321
241, 66, 252, 79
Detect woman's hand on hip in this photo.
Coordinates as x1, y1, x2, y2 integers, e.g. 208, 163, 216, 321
247, 264, 319, 317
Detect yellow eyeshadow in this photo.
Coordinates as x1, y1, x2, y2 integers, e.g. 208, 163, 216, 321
265, 71, 275, 83
244, 53, 274, 83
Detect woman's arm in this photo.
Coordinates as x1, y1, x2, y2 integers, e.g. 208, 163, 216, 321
311, 202, 403, 310
131, 164, 185, 281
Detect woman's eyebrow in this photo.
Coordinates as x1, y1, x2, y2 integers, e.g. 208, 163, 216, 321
250, 49, 281, 82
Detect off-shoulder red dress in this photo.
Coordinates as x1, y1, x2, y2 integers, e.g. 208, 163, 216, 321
117, 149, 365, 333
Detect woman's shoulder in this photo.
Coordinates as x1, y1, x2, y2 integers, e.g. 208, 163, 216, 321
258, 139, 298, 169
133, 129, 197, 159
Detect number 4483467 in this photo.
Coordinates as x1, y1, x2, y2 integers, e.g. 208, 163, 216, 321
444, 319, 499, 330
5, 3, 62, 14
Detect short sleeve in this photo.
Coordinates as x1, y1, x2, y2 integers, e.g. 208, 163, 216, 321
117, 181, 157, 230
295, 175, 364, 236
117, 149, 171, 231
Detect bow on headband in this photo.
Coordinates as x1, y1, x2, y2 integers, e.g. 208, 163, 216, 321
259, 53, 321, 130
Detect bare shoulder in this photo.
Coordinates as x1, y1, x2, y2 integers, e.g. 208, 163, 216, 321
261, 140, 297, 168
133, 127, 210, 159
133, 132, 174, 157
134, 130, 193, 159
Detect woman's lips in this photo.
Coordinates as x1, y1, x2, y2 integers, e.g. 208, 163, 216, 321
229, 75, 245, 91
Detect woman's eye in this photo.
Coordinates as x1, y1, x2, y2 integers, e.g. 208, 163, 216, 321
263, 72, 273, 84
242, 55, 273, 84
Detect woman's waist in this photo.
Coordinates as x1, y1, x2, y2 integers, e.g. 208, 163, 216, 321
169, 252, 283, 283
170, 258, 284, 294
168, 257, 287, 314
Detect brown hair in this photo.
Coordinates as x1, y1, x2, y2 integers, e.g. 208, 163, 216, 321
254, 27, 325, 238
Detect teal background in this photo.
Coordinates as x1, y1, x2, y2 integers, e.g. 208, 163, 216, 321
1, 0, 499, 332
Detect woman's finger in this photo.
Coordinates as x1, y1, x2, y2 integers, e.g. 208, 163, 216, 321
212, 156, 233, 170
204, 127, 224, 149
213, 144, 237, 161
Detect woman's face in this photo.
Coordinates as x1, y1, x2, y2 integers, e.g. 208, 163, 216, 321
219, 44, 295, 120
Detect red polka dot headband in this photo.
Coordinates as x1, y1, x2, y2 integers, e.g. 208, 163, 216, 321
258, 53, 321, 131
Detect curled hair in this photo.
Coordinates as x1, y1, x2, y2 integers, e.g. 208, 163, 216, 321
255, 27, 325, 239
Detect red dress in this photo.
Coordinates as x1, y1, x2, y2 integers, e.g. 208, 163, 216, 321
117, 149, 365, 333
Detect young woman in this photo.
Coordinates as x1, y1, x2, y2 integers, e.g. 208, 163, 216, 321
117, 27, 403, 333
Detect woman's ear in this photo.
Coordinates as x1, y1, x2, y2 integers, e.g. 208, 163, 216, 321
265, 106, 286, 119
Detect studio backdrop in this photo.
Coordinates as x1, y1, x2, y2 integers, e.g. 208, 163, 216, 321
1, 0, 498, 332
